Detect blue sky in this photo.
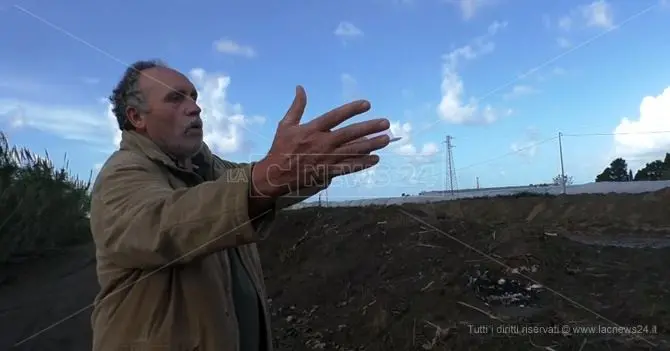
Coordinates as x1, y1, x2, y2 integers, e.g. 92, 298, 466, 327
1, 0, 669, 200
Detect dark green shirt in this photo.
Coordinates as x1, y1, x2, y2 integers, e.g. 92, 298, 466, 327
229, 247, 264, 351
191, 155, 266, 350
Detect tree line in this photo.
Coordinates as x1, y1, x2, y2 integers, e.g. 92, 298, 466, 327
595, 153, 670, 182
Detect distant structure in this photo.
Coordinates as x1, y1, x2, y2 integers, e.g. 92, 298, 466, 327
324, 187, 329, 206
445, 135, 457, 196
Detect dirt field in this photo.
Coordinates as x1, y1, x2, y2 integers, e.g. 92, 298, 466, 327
2, 191, 670, 350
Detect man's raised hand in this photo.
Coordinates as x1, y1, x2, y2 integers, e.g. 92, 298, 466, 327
252, 85, 391, 198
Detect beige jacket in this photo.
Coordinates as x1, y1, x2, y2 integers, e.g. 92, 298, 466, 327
89, 131, 319, 351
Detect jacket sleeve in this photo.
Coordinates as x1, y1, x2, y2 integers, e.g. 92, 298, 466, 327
90, 154, 272, 270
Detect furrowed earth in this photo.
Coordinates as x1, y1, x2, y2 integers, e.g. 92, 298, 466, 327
2, 191, 670, 350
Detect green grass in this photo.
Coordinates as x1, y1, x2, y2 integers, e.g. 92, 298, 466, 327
0, 132, 92, 265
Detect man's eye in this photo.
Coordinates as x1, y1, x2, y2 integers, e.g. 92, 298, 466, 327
168, 93, 184, 101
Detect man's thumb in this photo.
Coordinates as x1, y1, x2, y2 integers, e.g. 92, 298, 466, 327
281, 85, 307, 126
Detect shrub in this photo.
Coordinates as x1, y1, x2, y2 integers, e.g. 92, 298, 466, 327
503, 191, 555, 198
0, 132, 91, 264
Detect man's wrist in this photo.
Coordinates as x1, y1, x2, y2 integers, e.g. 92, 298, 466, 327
247, 160, 281, 221
250, 157, 291, 199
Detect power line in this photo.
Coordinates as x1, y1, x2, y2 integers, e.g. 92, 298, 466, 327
449, 130, 670, 173
456, 136, 558, 172
563, 130, 670, 137
371, 130, 670, 177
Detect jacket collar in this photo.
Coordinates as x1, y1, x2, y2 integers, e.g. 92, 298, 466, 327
119, 130, 214, 173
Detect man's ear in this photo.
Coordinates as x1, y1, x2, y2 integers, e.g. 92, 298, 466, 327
126, 107, 146, 130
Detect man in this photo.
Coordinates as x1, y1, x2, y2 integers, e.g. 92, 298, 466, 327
89, 60, 391, 351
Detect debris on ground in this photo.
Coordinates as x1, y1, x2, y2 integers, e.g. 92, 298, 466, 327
2, 192, 670, 350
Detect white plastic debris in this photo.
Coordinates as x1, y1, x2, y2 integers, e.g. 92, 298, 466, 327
367, 129, 401, 143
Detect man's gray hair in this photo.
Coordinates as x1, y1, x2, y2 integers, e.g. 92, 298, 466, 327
109, 59, 168, 130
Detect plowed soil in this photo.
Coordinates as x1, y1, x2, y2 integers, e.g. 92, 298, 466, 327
2, 191, 670, 350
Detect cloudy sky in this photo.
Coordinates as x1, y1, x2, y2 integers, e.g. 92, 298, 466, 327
0, 0, 669, 200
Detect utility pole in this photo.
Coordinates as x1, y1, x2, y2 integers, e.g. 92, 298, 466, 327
558, 131, 566, 195
445, 135, 456, 197
324, 187, 329, 207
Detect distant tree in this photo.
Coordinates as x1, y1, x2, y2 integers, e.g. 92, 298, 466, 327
552, 174, 574, 187
634, 159, 670, 181
628, 170, 634, 181
595, 158, 630, 182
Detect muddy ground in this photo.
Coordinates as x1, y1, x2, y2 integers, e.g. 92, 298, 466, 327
2, 191, 670, 350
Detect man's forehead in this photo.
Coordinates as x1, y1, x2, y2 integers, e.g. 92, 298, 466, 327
139, 67, 195, 92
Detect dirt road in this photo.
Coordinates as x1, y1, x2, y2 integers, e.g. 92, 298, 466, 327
2, 192, 670, 350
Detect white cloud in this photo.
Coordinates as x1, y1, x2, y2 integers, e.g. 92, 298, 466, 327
546, 1, 614, 47
549, 1, 614, 31
0, 99, 116, 150
389, 121, 412, 144
334, 21, 363, 38
580, 0, 614, 30
396, 142, 439, 158
338, 120, 443, 191
345, 122, 441, 190
503, 85, 538, 100
613, 87, 670, 161
213, 39, 257, 58
105, 102, 122, 148
0, 68, 265, 157
188, 68, 266, 155
437, 20, 507, 124
388, 121, 439, 163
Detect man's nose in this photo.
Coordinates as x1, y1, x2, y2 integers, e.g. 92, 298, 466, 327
185, 99, 202, 116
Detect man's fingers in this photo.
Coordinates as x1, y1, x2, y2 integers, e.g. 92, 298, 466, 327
333, 134, 391, 156
280, 85, 307, 126
328, 155, 380, 178
342, 136, 368, 147
305, 100, 371, 131
330, 118, 390, 146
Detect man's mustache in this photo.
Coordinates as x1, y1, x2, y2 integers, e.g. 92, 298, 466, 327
187, 119, 203, 129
